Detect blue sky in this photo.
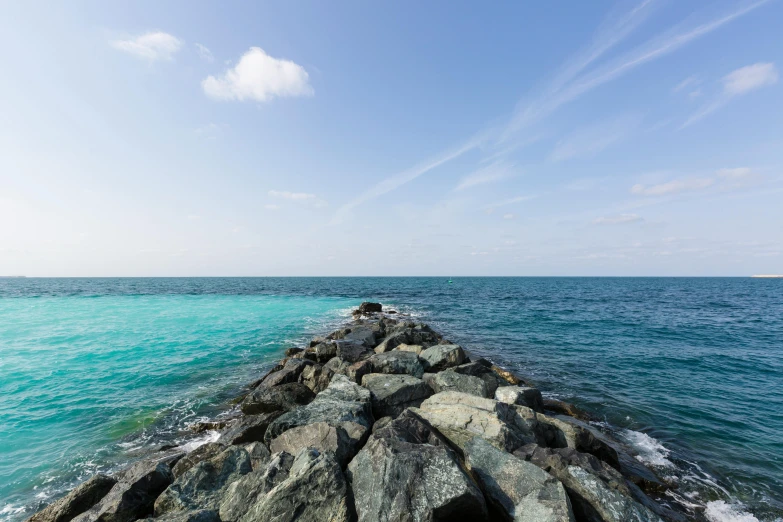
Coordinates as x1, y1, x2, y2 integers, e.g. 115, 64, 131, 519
1, 0, 782, 276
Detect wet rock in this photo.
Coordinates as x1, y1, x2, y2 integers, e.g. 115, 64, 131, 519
491, 365, 525, 385
154, 446, 251, 516
27, 474, 117, 522
171, 443, 226, 479
258, 358, 315, 388
269, 422, 360, 468
357, 302, 383, 314
240, 382, 315, 415
464, 437, 575, 522
238, 449, 352, 522
284, 347, 304, 357
538, 415, 619, 468
543, 399, 594, 421
420, 344, 466, 372
187, 421, 228, 434
217, 452, 294, 522
217, 412, 282, 445
496, 386, 545, 413
395, 343, 424, 354
369, 351, 425, 378
361, 373, 433, 418
298, 363, 334, 394
72, 460, 173, 522
427, 369, 491, 398
153, 510, 219, 522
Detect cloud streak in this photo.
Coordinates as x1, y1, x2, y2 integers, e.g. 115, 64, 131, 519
111, 31, 183, 61
455, 161, 517, 191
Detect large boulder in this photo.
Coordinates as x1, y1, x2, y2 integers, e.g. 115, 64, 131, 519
336, 341, 374, 362
426, 369, 492, 398
419, 344, 466, 372
464, 437, 575, 522
269, 422, 360, 468
240, 442, 271, 471
171, 443, 226, 478
410, 392, 538, 453
357, 302, 383, 314
451, 362, 509, 396
237, 449, 353, 522
298, 363, 334, 394
217, 412, 282, 445
361, 373, 433, 418
342, 326, 381, 347
369, 351, 425, 378
347, 410, 488, 522
303, 342, 338, 364
72, 460, 173, 522
496, 386, 545, 413
395, 343, 424, 354
27, 474, 117, 522
240, 382, 315, 415
258, 359, 315, 388
264, 374, 373, 446
374, 323, 440, 353
154, 446, 251, 515
217, 452, 295, 522
537, 415, 619, 468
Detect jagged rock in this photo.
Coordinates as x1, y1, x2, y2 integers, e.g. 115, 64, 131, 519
72, 460, 173, 522
451, 362, 508, 396
395, 343, 423, 354
492, 365, 525, 385
420, 344, 466, 372
357, 302, 383, 313
464, 437, 574, 522
347, 410, 488, 522
258, 358, 314, 388
427, 369, 491, 398
217, 412, 282, 445
303, 342, 338, 364
538, 415, 619, 468
187, 421, 228, 434
171, 443, 226, 478
238, 449, 352, 522
284, 347, 304, 357
269, 422, 360, 468
342, 326, 381, 347
324, 356, 351, 374
374, 323, 440, 353
264, 374, 374, 445
153, 510, 219, 522
298, 363, 334, 394
27, 474, 117, 522
543, 399, 594, 421
217, 452, 295, 522
154, 446, 251, 516
519, 446, 665, 522
240, 382, 315, 415
336, 341, 374, 362
411, 392, 538, 453
496, 386, 545, 413
240, 442, 271, 471
369, 351, 425, 378
347, 359, 373, 383
361, 373, 433, 418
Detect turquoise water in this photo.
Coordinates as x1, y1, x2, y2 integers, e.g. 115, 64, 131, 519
1, 278, 781, 521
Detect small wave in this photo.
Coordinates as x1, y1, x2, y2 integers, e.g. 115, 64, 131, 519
620, 429, 675, 468
705, 500, 761, 522
176, 430, 220, 453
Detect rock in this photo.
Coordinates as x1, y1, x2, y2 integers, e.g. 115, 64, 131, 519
369, 351, 425, 378
240, 442, 271, 471
238, 449, 352, 522
298, 363, 334, 394
269, 422, 359, 468
538, 415, 619, 468
27, 474, 117, 522
543, 399, 594, 421
491, 365, 525, 385
342, 326, 380, 347
284, 347, 304, 357
427, 369, 491, 398
217, 412, 282, 445
217, 452, 294, 522
336, 341, 374, 362
451, 362, 508, 396
154, 446, 251, 516
361, 373, 433, 418
419, 344, 466, 372
411, 391, 537, 453
357, 302, 383, 313
303, 342, 338, 364
153, 510, 220, 522
240, 382, 315, 415
374, 324, 441, 353
171, 443, 226, 478
394, 343, 423, 354
187, 421, 227, 434
258, 358, 314, 388
264, 374, 374, 446
496, 386, 545, 413
72, 460, 173, 522
347, 359, 373, 383
464, 437, 574, 522
347, 410, 488, 522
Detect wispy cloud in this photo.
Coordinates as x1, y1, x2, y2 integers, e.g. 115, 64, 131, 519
716, 167, 753, 179
631, 178, 714, 196
203, 47, 313, 102
550, 115, 641, 162
593, 213, 644, 225
683, 62, 778, 127
484, 195, 537, 214
269, 190, 316, 200
195, 43, 214, 63
455, 160, 517, 191
673, 75, 700, 93
111, 31, 183, 61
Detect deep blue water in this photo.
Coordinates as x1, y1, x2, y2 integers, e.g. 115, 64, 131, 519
0, 278, 781, 521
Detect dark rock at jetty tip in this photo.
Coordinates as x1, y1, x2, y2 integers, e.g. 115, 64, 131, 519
240, 382, 315, 415
217, 412, 282, 445
25, 474, 117, 522
357, 302, 382, 313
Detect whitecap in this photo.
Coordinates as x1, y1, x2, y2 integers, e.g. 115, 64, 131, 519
177, 430, 220, 453
704, 500, 760, 522
619, 429, 674, 468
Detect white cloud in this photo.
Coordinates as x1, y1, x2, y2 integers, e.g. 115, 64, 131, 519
631, 177, 714, 196
268, 190, 316, 200
195, 43, 214, 63
723, 62, 778, 95
503, 213, 515, 220
550, 115, 640, 162
455, 161, 516, 191
716, 167, 752, 179
673, 75, 700, 93
111, 31, 183, 61
202, 47, 313, 102
593, 214, 643, 225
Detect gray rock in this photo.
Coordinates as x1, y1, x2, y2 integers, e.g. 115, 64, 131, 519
269, 422, 362, 468
171, 443, 226, 479
153, 510, 219, 522
298, 363, 334, 394
537, 415, 619, 468
361, 373, 433, 418
336, 341, 374, 362
258, 358, 314, 388
342, 326, 380, 347
427, 369, 491, 398
369, 351, 425, 378
240, 442, 271, 471
451, 362, 508, 396
217, 452, 294, 522
303, 342, 338, 364
217, 412, 282, 445
324, 356, 352, 375
464, 437, 575, 522
27, 474, 117, 522
496, 386, 545, 413
72, 460, 173, 522
284, 347, 304, 357
419, 344, 466, 372
394, 343, 424, 354
153, 446, 251, 515
240, 383, 315, 415
238, 449, 352, 522
374, 323, 440, 353
357, 302, 383, 313
347, 410, 488, 522
347, 359, 373, 383
264, 374, 373, 445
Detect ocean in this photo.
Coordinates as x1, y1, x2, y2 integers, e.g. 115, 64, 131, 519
0, 277, 781, 521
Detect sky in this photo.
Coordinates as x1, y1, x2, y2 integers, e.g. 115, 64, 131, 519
1, 0, 782, 276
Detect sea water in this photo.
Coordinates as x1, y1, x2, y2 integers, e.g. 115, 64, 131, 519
0, 278, 781, 521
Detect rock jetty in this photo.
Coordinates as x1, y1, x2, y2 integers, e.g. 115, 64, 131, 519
27, 302, 690, 522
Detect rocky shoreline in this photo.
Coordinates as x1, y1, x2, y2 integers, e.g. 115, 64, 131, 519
27, 302, 696, 522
